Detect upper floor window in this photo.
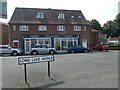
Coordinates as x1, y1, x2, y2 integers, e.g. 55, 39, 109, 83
19, 25, 29, 31
13, 25, 16, 31
37, 12, 44, 19
57, 25, 65, 31
38, 25, 47, 31
74, 25, 81, 31
84, 26, 87, 31
58, 13, 65, 19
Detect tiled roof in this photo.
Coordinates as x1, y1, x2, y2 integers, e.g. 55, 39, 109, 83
9, 7, 90, 25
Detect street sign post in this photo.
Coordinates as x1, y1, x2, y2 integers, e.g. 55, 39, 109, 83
18, 55, 54, 83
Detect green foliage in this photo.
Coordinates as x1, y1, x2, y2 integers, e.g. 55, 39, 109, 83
114, 13, 120, 37
108, 44, 120, 47
102, 13, 120, 37
90, 19, 102, 31
102, 20, 116, 36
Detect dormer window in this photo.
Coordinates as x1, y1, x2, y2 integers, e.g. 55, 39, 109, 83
78, 16, 81, 19
58, 13, 65, 19
71, 16, 74, 19
37, 12, 44, 19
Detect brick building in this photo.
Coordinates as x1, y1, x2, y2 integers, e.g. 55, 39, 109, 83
91, 29, 107, 45
9, 7, 95, 53
0, 22, 9, 45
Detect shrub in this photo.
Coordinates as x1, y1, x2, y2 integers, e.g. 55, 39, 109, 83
109, 44, 120, 47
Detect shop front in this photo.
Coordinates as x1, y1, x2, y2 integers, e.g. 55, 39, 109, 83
21, 34, 80, 54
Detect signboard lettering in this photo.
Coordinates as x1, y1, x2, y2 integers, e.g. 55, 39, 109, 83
18, 55, 54, 65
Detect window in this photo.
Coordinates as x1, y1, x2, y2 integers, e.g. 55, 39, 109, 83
13, 25, 16, 31
57, 25, 65, 31
37, 12, 44, 19
84, 26, 87, 31
99, 33, 101, 38
13, 40, 19, 48
19, 25, 29, 31
58, 13, 65, 19
74, 25, 81, 31
78, 16, 81, 19
38, 25, 47, 31
71, 16, 74, 19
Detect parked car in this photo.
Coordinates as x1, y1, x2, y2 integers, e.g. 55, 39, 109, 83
93, 44, 109, 51
0, 45, 23, 56
67, 45, 89, 53
30, 44, 57, 55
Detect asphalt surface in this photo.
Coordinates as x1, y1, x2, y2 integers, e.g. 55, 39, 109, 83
0, 50, 119, 88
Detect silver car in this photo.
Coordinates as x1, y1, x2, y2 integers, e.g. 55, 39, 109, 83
30, 45, 57, 55
0, 45, 23, 56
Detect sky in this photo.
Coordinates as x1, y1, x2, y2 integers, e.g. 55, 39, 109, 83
0, 0, 119, 25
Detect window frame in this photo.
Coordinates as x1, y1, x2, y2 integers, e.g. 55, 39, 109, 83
38, 25, 47, 31
13, 25, 16, 31
84, 26, 87, 31
57, 25, 65, 31
73, 25, 81, 31
58, 13, 65, 19
19, 25, 29, 31
37, 12, 44, 19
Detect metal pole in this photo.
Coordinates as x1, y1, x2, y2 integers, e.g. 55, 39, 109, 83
48, 61, 50, 77
24, 64, 27, 83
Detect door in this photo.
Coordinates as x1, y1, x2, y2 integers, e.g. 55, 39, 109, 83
24, 39, 31, 54
82, 39, 87, 48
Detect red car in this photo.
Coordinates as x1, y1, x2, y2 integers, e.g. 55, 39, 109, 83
93, 44, 109, 51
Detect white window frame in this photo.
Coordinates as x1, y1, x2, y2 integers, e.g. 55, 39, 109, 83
13, 25, 16, 31
19, 25, 29, 31
58, 13, 65, 19
13, 40, 19, 48
38, 25, 47, 31
57, 25, 65, 31
74, 25, 81, 31
71, 16, 75, 19
84, 26, 87, 31
78, 16, 81, 19
37, 12, 44, 19
99, 33, 101, 38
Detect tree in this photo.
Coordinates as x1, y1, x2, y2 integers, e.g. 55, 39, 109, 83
102, 13, 120, 37
102, 20, 117, 37
90, 19, 102, 31
114, 13, 120, 37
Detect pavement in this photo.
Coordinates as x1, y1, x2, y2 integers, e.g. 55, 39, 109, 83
0, 50, 119, 89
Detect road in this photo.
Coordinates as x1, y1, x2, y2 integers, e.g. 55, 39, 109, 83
0, 51, 118, 88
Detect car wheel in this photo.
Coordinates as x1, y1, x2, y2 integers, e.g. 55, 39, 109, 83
85, 50, 88, 53
106, 49, 108, 51
93, 48, 95, 51
71, 50, 74, 53
49, 50, 55, 54
12, 51, 18, 56
32, 51, 38, 55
